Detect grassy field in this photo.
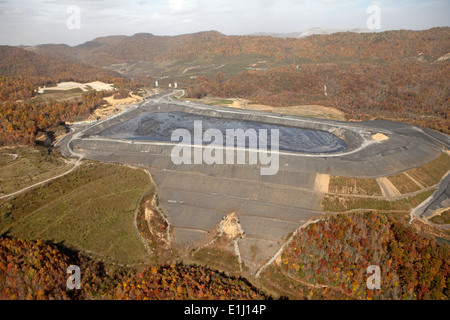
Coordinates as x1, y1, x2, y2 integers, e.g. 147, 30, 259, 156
0, 161, 153, 265
406, 152, 450, 188
322, 189, 434, 212
323, 152, 450, 212
328, 176, 382, 196
430, 209, 450, 225
0, 153, 15, 166
30, 88, 84, 103
191, 246, 242, 274
144, 54, 289, 81
0, 146, 73, 195
205, 98, 234, 106
387, 172, 422, 194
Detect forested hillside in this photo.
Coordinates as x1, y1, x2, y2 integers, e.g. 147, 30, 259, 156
0, 47, 134, 146
1, 28, 449, 141
0, 46, 122, 83
0, 89, 110, 145
0, 237, 267, 300
264, 212, 450, 300
27, 28, 450, 66
187, 61, 450, 133
9, 28, 450, 134
2, 213, 448, 300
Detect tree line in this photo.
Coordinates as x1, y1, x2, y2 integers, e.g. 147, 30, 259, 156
0, 237, 267, 300
277, 212, 449, 300
186, 60, 449, 134
0, 89, 111, 146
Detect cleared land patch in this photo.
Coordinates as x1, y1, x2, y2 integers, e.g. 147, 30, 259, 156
322, 189, 434, 212
314, 174, 330, 193
0, 146, 73, 195
270, 105, 346, 121
187, 96, 346, 121
103, 93, 143, 107
387, 172, 422, 194
328, 176, 382, 196
38, 81, 115, 93
405, 152, 450, 188
0, 161, 153, 265
30, 88, 85, 104
376, 177, 401, 198
372, 133, 389, 141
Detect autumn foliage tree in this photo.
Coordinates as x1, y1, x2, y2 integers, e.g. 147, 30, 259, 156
0, 237, 267, 300
276, 212, 449, 300
0, 90, 110, 146
187, 61, 450, 134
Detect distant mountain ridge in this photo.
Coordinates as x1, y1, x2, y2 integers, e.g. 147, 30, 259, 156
0, 45, 122, 82
250, 27, 374, 39
9, 27, 448, 82
21, 28, 449, 70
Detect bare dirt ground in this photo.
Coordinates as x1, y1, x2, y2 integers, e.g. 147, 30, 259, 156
103, 93, 143, 107
82, 94, 144, 122
201, 97, 346, 121
372, 133, 389, 141
221, 212, 244, 240
143, 198, 170, 248
270, 105, 345, 121
86, 105, 121, 122
314, 174, 330, 193
38, 81, 114, 93
376, 177, 401, 198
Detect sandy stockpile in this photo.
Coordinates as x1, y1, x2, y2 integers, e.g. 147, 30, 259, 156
86, 92, 144, 121
314, 173, 330, 193
372, 133, 389, 141
104, 93, 143, 106
86, 105, 120, 122
221, 213, 244, 240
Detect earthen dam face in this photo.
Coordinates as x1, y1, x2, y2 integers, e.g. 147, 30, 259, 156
59, 96, 447, 274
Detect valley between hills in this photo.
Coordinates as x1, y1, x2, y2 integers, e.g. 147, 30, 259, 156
0, 27, 449, 300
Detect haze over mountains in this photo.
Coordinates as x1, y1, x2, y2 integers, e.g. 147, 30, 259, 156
14, 27, 449, 81
251, 27, 374, 39
0, 27, 448, 136
1, 23, 450, 302
0, 46, 120, 83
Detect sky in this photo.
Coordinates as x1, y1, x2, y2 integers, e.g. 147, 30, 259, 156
0, 0, 448, 46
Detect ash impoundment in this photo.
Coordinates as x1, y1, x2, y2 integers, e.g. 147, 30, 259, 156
97, 111, 347, 154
